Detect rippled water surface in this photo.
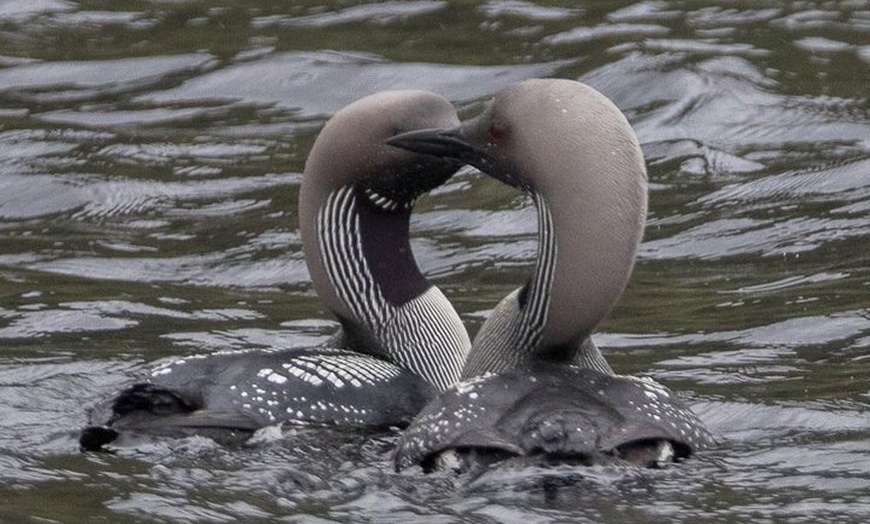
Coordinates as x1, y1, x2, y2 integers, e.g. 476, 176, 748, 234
1, 0, 868, 522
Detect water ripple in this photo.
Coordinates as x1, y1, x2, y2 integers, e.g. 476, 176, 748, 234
0, 53, 215, 103
585, 53, 868, 148
75, 173, 298, 219
698, 157, 870, 207
480, 1, 579, 21
138, 51, 569, 118
547, 22, 671, 45
30, 253, 309, 288
253, 1, 447, 28
0, 0, 74, 21
641, 214, 870, 260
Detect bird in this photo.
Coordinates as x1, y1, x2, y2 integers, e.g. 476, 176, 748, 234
386, 79, 713, 472
79, 90, 471, 451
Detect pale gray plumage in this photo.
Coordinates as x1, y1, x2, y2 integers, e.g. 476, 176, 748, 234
388, 79, 712, 471
80, 91, 471, 451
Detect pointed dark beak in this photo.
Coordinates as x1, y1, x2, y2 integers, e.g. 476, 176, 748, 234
386, 127, 478, 162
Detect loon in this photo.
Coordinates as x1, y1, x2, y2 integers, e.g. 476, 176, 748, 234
387, 79, 713, 472
79, 90, 470, 451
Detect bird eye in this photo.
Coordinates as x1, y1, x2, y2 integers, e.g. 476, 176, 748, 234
488, 124, 506, 142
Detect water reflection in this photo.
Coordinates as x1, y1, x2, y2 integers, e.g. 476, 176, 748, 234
0, 0, 868, 522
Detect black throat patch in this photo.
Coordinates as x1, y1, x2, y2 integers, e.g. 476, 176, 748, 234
356, 187, 430, 306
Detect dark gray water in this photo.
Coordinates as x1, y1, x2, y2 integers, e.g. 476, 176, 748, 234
1, 1, 868, 522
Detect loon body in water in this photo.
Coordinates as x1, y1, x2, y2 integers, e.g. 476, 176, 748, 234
80, 90, 470, 451
387, 79, 713, 472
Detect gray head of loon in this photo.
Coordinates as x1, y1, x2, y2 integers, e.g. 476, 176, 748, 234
388, 79, 647, 378
300, 90, 471, 391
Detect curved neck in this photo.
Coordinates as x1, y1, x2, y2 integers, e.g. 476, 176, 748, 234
307, 185, 469, 390
314, 186, 426, 343
462, 192, 556, 377
518, 191, 556, 349
540, 168, 645, 351
358, 194, 429, 306
462, 80, 648, 378
464, 191, 614, 378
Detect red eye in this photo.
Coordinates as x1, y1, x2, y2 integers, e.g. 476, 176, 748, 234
488, 124, 505, 142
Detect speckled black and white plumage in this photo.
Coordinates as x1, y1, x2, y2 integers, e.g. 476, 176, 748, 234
81, 347, 436, 450
394, 362, 714, 472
